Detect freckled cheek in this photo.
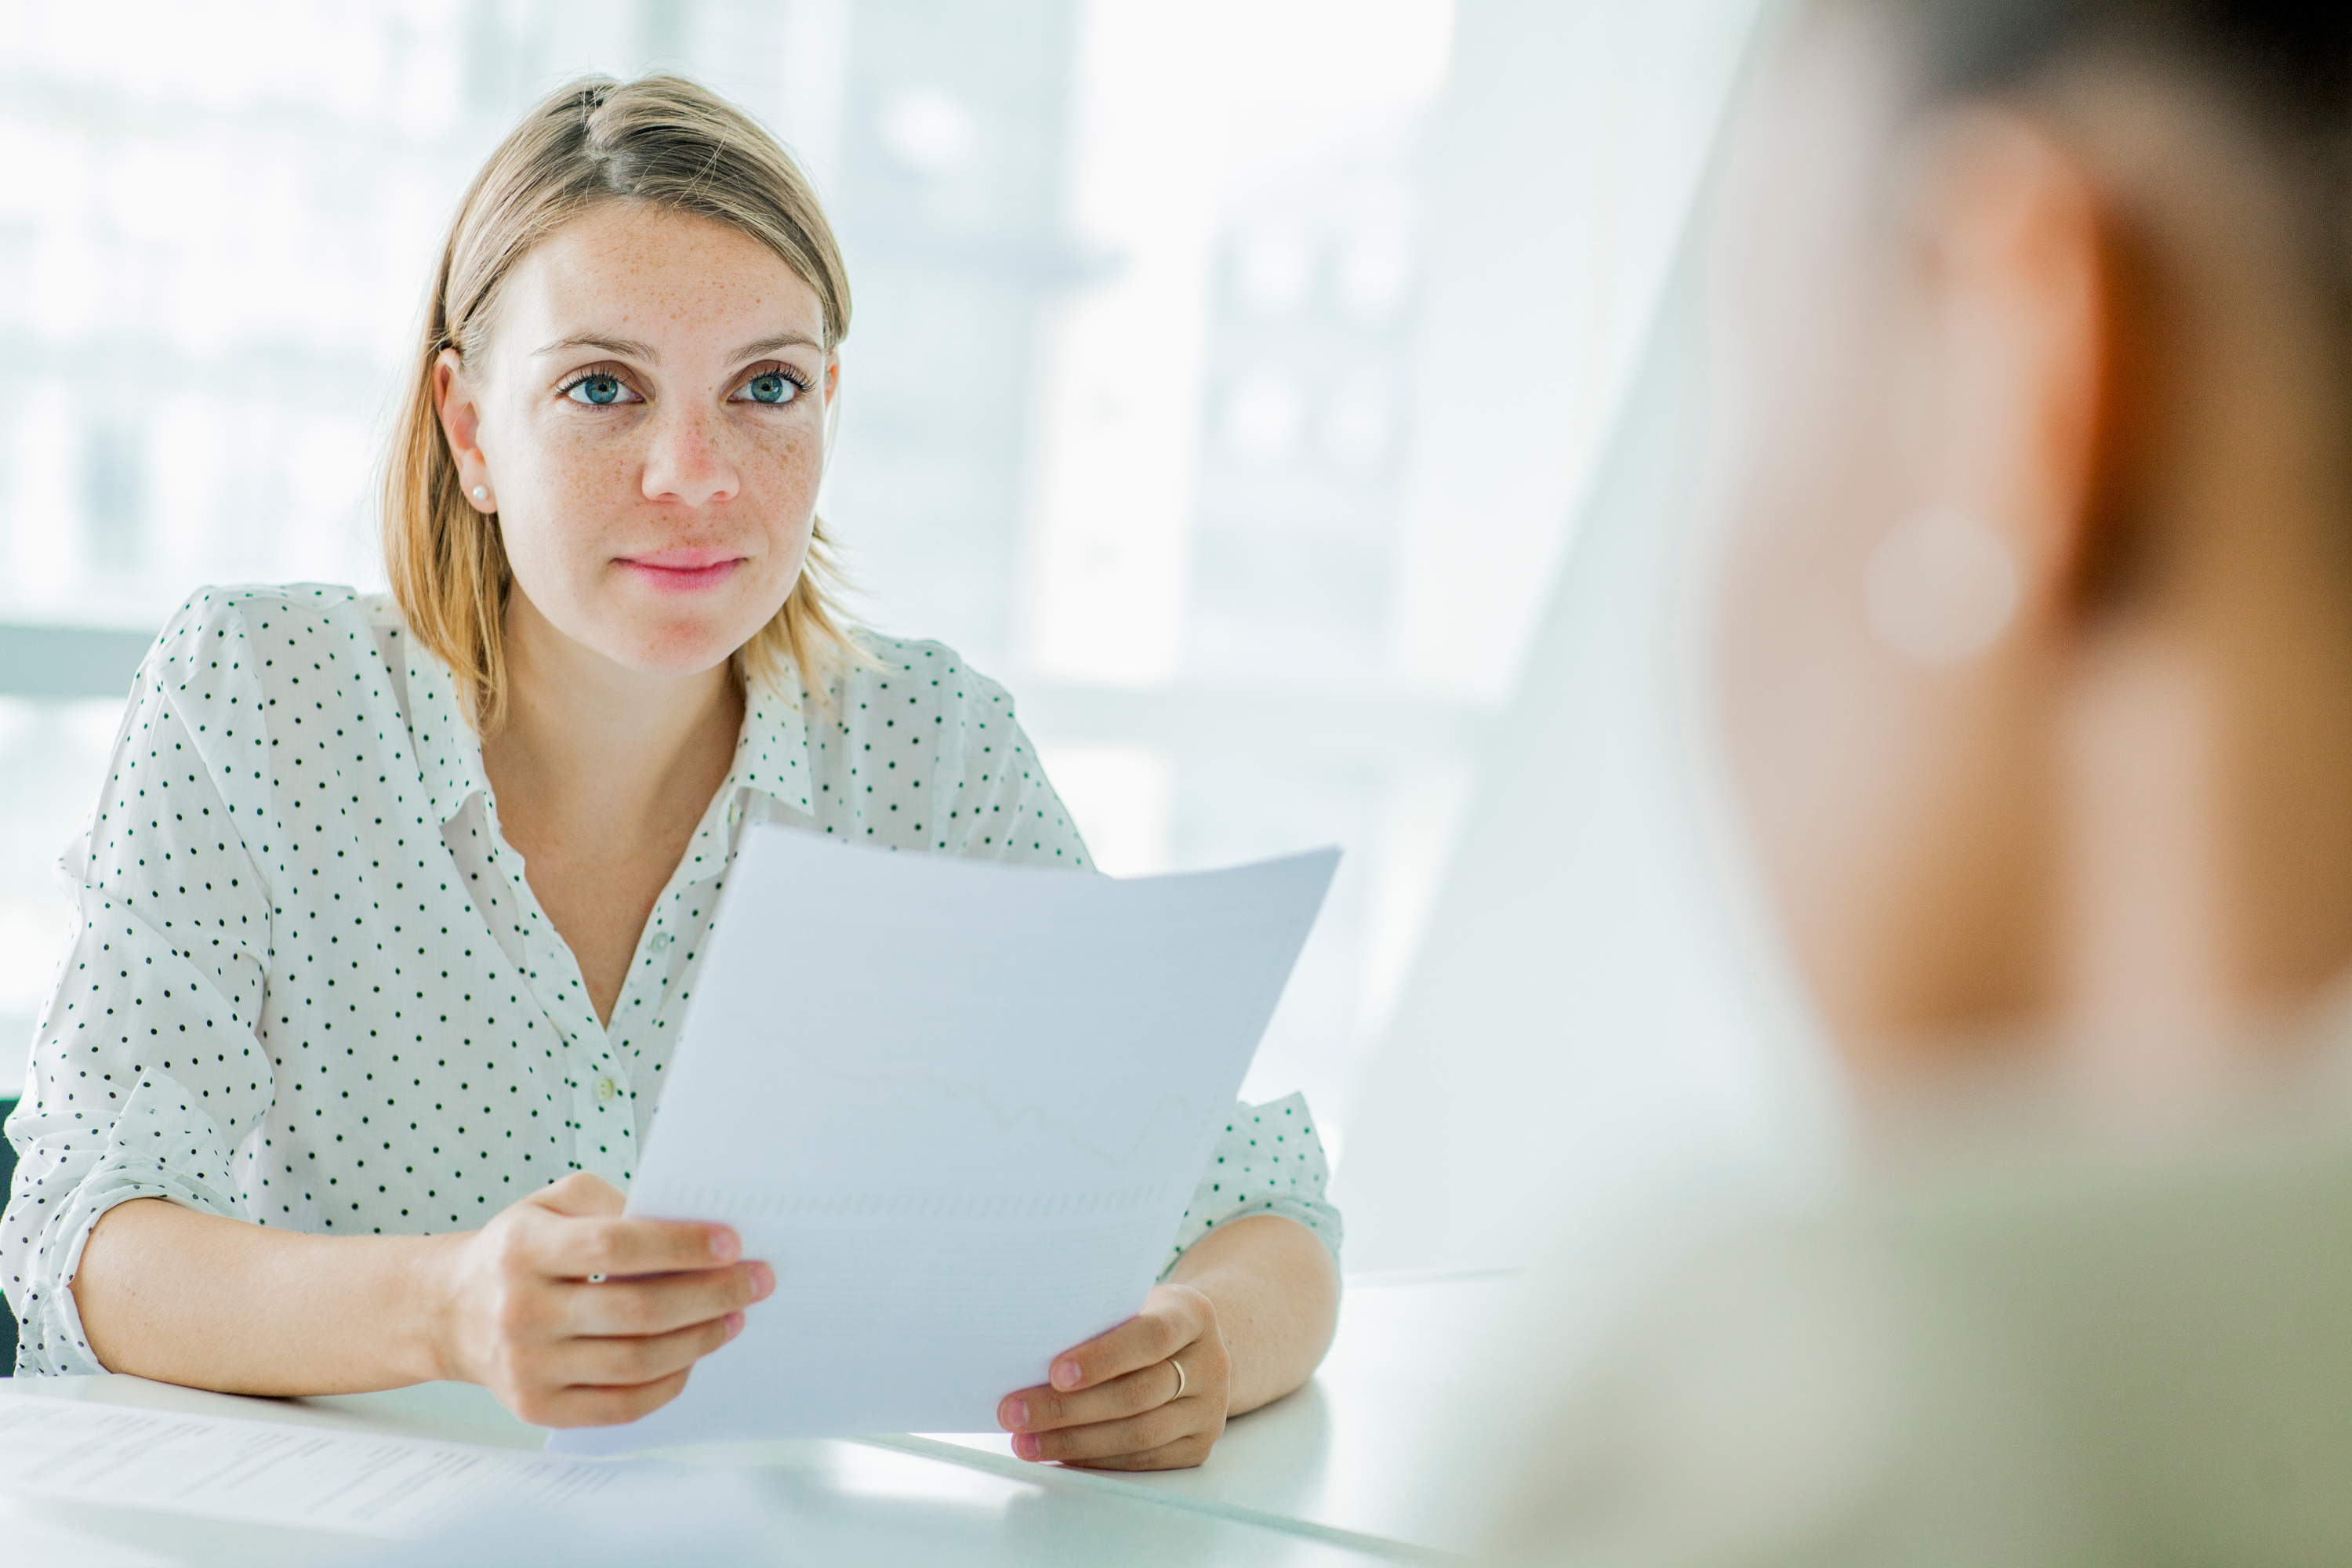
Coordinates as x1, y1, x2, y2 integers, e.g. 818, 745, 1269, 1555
485, 420, 639, 604
742, 424, 826, 543
488, 409, 638, 517
541, 422, 644, 507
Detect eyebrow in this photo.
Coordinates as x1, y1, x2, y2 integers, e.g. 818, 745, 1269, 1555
530, 331, 825, 364
728, 332, 825, 361
532, 333, 660, 361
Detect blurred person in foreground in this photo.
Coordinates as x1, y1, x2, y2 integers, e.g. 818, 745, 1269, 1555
1496, 2, 2352, 1562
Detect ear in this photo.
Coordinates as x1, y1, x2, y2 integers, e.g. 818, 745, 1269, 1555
1907, 107, 2111, 634
821, 350, 843, 467
434, 349, 497, 514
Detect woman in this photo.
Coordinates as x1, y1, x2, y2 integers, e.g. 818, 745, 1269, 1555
1498, 0, 2352, 1558
0, 76, 1340, 1470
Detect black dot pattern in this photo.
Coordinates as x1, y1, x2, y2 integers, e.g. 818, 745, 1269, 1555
1, 583, 1341, 1375
1160, 1093, 1341, 1281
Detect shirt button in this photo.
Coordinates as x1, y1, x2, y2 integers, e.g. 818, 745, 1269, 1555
649, 931, 673, 953
594, 1076, 619, 1105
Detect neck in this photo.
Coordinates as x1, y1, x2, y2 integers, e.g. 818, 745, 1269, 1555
2053, 557, 2352, 1092
484, 590, 743, 837
2046, 119, 2352, 1087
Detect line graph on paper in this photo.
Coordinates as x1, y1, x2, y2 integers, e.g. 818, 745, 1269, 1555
666, 964, 1277, 1181
765, 1029, 1224, 1171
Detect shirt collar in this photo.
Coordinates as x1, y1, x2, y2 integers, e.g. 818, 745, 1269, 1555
405, 630, 492, 829
402, 633, 815, 829
730, 663, 815, 818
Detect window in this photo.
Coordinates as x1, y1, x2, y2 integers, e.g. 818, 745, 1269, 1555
0, 0, 1758, 1157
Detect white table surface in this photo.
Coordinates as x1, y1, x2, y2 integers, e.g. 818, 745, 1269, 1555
0, 1272, 1522, 1565
901, 1271, 1530, 1557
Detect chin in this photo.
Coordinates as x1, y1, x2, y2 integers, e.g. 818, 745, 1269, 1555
607, 615, 760, 678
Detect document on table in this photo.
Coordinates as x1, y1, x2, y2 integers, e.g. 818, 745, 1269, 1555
551, 829, 1338, 1454
2, 1521, 176, 1568
0, 1392, 631, 1537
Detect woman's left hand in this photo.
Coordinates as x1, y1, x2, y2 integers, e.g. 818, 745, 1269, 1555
996, 1283, 1230, 1470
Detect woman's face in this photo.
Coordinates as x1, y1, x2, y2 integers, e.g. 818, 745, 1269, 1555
436, 199, 836, 679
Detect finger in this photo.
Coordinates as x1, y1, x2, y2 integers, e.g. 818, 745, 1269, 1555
528, 1172, 628, 1218
1062, 1434, 1218, 1472
1045, 1306, 1195, 1392
533, 1367, 694, 1428
557, 1312, 743, 1387
536, 1214, 744, 1280
1000, 1359, 1181, 1435
563, 1261, 773, 1337
1014, 1405, 1193, 1465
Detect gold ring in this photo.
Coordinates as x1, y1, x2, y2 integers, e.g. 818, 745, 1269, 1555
1170, 1358, 1188, 1401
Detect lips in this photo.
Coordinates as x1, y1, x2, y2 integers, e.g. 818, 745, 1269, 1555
615, 547, 749, 592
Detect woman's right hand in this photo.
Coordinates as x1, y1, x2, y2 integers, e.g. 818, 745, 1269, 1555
424, 1171, 771, 1427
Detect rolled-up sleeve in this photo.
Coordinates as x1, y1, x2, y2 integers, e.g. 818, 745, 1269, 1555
1161, 1092, 1343, 1278
3, 615, 278, 1374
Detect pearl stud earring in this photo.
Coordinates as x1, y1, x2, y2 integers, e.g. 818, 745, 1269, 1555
472, 486, 488, 502
1864, 506, 2019, 665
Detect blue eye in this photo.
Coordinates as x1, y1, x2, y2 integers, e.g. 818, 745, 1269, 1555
564, 373, 633, 406
741, 371, 797, 405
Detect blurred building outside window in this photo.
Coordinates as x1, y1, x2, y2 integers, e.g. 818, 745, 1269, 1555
0, 0, 1757, 1163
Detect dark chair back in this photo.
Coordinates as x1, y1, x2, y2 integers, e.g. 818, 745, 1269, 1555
1, 1098, 16, 1374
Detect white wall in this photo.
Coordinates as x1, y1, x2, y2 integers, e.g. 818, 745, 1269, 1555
1388, 0, 1764, 705
1334, 0, 1846, 1278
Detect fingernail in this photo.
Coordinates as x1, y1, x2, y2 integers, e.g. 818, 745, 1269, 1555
749, 1262, 776, 1301
1012, 1432, 1042, 1461
1051, 1359, 1082, 1390
710, 1228, 741, 1263
724, 1312, 746, 1340
1000, 1397, 1028, 1430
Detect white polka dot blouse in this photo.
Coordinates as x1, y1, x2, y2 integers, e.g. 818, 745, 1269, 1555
2, 585, 1341, 1375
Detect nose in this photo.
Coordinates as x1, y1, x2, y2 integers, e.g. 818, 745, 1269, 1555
640, 402, 742, 510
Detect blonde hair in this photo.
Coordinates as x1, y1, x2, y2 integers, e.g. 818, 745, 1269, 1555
383, 74, 861, 733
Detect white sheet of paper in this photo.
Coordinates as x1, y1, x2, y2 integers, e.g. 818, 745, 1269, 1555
0, 1392, 631, 1537
550, 830, 1337, 1454
0, 1519, 177, 1568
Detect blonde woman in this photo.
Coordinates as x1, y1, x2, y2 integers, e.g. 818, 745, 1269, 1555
0, 77, 1340, 1469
